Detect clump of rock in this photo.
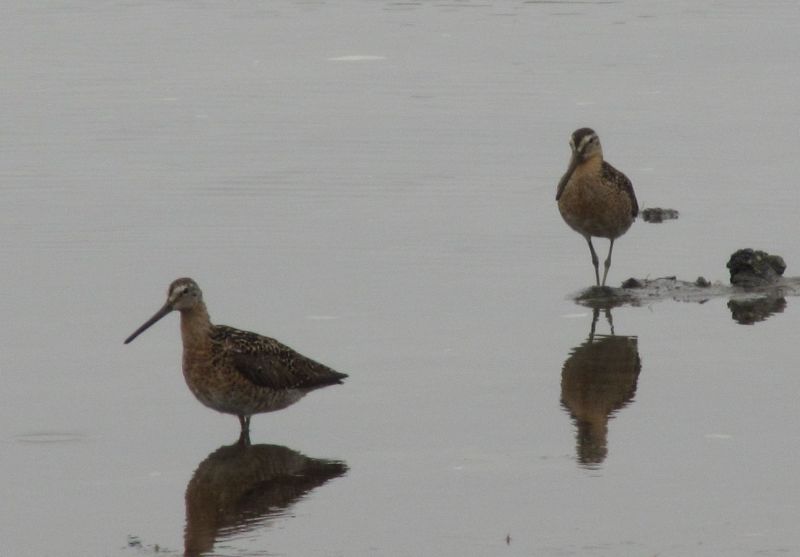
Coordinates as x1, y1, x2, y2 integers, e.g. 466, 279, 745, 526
641, 208, 679, 223
727, 248, 786, 287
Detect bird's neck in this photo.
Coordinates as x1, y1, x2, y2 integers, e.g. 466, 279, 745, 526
575, 154, 603, 177
180, 303, 214, 350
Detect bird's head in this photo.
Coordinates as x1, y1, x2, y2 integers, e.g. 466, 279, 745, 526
569, 128, 603, 162
124, 277, 203, 344
166, 278, 203, 311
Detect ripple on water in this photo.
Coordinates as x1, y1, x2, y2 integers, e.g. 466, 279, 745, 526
13, 432, 90, 445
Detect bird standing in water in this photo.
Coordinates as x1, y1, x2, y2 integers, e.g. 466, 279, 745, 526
556, 128, 638, 287
125, 278, 347, 443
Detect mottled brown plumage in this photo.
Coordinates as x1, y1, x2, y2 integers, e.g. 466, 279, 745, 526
556, 128, 638, 286
125, 278, 346, 441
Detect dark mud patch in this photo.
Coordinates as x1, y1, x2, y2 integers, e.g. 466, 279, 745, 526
575, 277, 728, 308
727, 248, 786, 287
641, 207, 679, 223
573, 276, 800, 323
574, 249, 797, 325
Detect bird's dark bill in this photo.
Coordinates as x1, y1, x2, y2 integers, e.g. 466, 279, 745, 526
124, 302, 173, 344
556, 154, 579, 201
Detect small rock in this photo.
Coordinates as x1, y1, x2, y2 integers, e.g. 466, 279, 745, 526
727, 249, 786, 287
621, 277, 643, 289
641, 207, 680, 223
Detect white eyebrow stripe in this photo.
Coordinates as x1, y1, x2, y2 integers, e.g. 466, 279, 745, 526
578, 134, 596, 151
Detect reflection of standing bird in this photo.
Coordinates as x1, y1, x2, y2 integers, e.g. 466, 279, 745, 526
124, 278, 347, 442
184, 442, 347, 557
560, 309, 641, 468
556, 128, 639, 286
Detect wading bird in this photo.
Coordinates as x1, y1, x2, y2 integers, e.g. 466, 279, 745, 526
556, 128, 638, 286
125, 278, 347, 442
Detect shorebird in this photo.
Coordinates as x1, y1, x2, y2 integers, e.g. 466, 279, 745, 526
124, 278, 347, 442
556, 128, 638, 286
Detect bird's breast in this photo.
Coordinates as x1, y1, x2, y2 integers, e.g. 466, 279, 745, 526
557, 174, 634, 239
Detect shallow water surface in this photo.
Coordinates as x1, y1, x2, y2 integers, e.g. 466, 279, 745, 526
1, 1, 799, 556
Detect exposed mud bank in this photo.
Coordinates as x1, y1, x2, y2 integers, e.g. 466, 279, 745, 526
571, 249, 798, 324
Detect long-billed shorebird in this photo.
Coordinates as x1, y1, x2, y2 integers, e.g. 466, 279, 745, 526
124, 278, 347, 442
556, 128, 638, 286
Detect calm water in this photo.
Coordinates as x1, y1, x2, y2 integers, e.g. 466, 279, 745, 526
2, 1, 799, 556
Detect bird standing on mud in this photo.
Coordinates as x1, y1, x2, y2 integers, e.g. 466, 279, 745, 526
124, 278, 347, 443
556, 128, 638, 287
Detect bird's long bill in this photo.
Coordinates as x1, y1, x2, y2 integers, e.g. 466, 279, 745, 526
556, 153, 579, 201
124, 302, 173, 344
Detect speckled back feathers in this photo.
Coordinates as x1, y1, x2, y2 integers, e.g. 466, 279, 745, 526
210, 325, 348, 392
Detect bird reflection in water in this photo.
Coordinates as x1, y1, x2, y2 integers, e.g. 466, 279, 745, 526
560, 307, 641, 468
184, 441, 347, 557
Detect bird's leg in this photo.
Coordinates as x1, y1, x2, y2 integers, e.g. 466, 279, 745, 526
586, 237, 600, 286
238, 415, 251, 446
604, 308, 615, 336
601, 239, 615, 287
589, 307, 600, 341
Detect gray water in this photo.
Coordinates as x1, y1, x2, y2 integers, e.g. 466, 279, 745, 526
2, 1, 799, 556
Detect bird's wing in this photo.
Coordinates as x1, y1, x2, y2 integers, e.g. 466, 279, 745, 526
602, 161, 639, 217
213, 326, 347, 391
